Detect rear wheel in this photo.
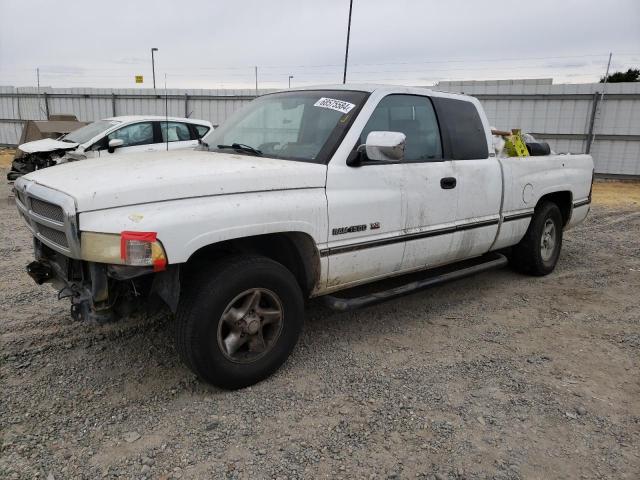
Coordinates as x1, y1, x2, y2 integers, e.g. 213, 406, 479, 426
175, 255, 304, 389
510, 201, 563, 276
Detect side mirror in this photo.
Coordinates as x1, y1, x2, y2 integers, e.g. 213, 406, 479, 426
107, 138, 124, 153
361, 131, 406, 162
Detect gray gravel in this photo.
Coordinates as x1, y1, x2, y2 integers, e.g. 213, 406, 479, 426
1, 175, 639, 479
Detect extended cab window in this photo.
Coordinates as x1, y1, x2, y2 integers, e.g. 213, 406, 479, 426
431, 97, 488, 160
361, 94, 442, 162
107, 122, 154, 147
160, 122, 191, 142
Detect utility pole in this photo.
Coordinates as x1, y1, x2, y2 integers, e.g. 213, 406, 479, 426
342, 0, 353, 84
588, 52, 612, 152
36, 67, 46, 119
288, 75, 294, 88
151, 48, 158, 89
255, 66, 258, 96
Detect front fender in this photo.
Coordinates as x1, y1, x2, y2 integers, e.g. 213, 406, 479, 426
78, 189, 328, 263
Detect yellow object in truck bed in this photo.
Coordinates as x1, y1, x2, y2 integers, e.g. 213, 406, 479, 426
504, 129, 529, 157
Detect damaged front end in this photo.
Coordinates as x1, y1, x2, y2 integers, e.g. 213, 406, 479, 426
7, 148, 84, 181
7, 138, 85, 181
15, 178, 178, 323
28, 239, 179, 323
8, 150, 67, 181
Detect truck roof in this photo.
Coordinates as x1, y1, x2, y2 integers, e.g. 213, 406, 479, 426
278, 83, 472, 100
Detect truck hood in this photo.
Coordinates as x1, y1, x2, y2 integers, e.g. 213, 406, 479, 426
19, 138, 79, 154
22, 150, 327, 212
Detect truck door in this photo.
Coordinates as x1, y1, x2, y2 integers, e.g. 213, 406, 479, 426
431, 97, 502, 259
381, 94, 461, 270
324, 100, 406, 289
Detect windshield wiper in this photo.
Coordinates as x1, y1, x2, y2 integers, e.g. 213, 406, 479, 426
216, 143, 262, 156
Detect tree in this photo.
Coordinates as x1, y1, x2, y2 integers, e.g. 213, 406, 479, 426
600, 68, 639, 83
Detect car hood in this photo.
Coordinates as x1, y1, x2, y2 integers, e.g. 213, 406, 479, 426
19, 138, 79, 154
22, 150, 327, 212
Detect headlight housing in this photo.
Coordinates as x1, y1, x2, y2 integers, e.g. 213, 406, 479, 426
81, 231, 167, 271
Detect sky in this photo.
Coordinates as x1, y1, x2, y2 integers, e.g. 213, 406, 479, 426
1, 0, 639, 90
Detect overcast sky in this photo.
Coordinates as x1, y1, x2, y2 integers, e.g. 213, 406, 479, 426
1, 0, 639, 90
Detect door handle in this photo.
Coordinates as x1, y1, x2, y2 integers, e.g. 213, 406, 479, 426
440, 177, 457, 189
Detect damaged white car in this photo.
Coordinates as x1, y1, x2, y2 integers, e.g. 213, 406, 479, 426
7, 115, 213, 180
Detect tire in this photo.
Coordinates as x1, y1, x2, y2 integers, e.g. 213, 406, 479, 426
510, 201, 563, 276
175, 255, 304, 389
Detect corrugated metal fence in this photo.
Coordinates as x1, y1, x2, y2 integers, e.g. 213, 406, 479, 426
0, 86, 272, 145
436, 79, 640, 176
1, 81, 639, 175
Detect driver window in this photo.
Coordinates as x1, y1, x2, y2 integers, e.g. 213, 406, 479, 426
360, 95, 442, 162
107, 122, 154, 147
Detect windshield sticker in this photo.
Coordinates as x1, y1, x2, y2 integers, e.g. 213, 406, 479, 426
313, 97, 356, 115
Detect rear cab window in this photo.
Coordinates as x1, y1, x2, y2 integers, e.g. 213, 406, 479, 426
430, 97, 488, 160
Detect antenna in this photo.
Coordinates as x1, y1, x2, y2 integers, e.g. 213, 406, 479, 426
164, 73, 169, 151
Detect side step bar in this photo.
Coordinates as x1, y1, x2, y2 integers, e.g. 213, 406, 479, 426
323, 252, 508, 312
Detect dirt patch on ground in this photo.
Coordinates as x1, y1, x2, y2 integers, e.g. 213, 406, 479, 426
1, 169, 638, 479
0, 148, 16, 168
592, 180, 640, 207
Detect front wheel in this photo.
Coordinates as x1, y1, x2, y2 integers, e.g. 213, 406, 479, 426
175, 255, 304, 389
510, 201, 563, 276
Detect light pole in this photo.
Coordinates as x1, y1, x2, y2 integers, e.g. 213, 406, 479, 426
343, 0, 353, 84
151, 48, 158, 89
288, 75, 294, 88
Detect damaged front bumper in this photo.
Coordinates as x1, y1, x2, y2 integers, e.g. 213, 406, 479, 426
29, 239, 179, 323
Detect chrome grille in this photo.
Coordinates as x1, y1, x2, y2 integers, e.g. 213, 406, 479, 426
37, 224, 69, 248
14, 179, 80, 258
16, 189, 27, 207
30, 198, 64, 223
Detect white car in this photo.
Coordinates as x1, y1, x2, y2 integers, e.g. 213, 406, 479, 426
9, 115, 213, 177
15, 85, 593, 389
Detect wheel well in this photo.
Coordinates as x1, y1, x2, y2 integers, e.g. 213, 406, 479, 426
537, 191, 572, 226
185, 233, 321, 296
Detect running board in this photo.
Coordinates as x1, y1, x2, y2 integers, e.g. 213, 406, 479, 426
322, 252, 508, 312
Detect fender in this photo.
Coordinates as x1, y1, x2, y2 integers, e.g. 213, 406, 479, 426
79, 188, 329, 264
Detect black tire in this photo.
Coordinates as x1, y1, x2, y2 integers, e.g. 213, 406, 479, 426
510, 201, 563, 276
175, 255, 304, 389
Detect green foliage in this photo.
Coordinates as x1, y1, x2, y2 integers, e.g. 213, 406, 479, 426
600, 68, 640, 83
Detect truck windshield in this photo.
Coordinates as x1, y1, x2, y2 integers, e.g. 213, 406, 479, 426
62, 120, 121, 145
208, 90, 367, 163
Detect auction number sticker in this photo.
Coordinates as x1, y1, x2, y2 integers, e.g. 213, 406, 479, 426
313, 97, 356, 114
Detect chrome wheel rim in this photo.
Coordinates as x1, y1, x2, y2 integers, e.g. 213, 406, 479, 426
216, 288, 284, 363
540, 218, 557, 262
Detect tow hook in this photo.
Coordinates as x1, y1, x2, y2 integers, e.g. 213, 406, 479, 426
26, 261, 53, 285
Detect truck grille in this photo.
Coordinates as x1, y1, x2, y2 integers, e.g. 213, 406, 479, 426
37, 224, 70, 248
30, 198, 65, 223
14, 181, 80, 258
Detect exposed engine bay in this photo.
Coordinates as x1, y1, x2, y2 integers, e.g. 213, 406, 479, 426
7, 148, 84, 181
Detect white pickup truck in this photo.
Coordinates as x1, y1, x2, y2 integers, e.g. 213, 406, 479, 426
14, 85, 594, 389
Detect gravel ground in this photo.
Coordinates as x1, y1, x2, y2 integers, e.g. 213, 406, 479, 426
1, 175, 639, 479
